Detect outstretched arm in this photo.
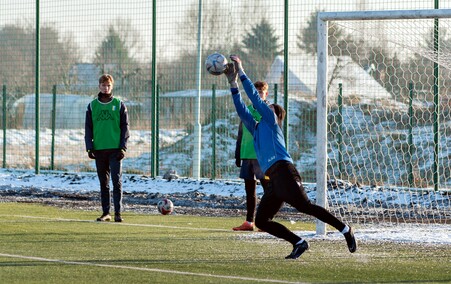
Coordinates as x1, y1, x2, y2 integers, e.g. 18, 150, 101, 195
230, 55, 278, 126
231, 91, 257, 134
224, 62, 257, 134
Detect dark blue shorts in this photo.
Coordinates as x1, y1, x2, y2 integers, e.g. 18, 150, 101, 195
239, 159, 265, 180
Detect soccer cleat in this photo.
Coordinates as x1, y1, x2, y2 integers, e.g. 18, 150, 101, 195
285, 240, 309, 259
344, 227, 357, 253
96, 214, 111, 222
114, 213, 123, 222
233, 221, 254, 231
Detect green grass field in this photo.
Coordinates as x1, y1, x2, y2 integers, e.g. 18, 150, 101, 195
0, 203, 449, 284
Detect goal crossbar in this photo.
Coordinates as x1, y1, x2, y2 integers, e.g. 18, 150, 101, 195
319, 8, 451, 21
315, 9, 451, 235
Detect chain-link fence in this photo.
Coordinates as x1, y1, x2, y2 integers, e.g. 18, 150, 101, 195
0, 0, 450, 189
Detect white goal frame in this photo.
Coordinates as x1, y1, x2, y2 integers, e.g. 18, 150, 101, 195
316, 9, 451, 235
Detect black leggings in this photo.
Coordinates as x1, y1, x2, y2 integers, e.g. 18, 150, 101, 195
244, 178, 270, 223
244, 179, 257, 222
255, 161, 345, 245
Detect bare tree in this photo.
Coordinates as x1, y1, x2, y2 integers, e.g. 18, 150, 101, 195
40, 25, 80, 91
0, 23, 80, 95
0, 24, 34, 95
93, 19, 144, 97
156, 0, 239, 91
177, 0, 233, 54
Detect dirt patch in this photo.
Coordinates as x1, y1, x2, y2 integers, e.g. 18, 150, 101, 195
0, 186, 307, 220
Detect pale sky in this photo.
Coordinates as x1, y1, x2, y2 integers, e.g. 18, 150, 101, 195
0, 0, 449, 62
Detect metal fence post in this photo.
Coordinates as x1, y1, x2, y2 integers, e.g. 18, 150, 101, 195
2, 85, 6, 168
51, 85, 56, 170
211, 84, 216, 179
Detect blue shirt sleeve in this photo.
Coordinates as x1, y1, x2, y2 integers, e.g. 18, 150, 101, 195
232, 90, 257, 135
239, 75, 278, 126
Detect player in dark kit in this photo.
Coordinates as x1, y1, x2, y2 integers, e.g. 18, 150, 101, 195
224, 55, 357, 259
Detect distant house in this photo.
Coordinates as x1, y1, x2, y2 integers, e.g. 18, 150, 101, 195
67, 63, 133, 93
265, 55, 392, 103
67, 63, 101, 92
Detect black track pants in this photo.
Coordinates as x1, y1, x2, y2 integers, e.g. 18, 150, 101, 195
255, 161, 345, 245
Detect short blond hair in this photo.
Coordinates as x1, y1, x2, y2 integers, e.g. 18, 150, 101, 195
99, 74, 114, 85
254, 81, 268, 92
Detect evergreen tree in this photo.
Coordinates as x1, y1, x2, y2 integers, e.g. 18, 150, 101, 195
240, 18, 282, 80
297, 10, 354, 56
94, 26, 136, 88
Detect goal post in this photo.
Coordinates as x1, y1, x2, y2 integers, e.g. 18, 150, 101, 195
316, 9, 451, 235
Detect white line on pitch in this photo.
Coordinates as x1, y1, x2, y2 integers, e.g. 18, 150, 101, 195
0, 253, 305, 284
1, 214, 231, 232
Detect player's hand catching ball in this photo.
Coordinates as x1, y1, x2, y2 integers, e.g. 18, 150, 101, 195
230, 55, 243, 72
224, 63, 238, 88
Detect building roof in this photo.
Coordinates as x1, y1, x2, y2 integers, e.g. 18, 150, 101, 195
265, 54, 392, 103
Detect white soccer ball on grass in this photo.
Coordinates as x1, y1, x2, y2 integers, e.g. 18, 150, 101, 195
157, 198, 174, 215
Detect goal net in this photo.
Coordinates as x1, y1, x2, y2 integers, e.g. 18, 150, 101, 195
316, 9, 451, 233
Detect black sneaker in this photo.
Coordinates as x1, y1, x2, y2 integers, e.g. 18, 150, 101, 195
114, 213, 123, 222
96, 214, 111, 222
285, 240, 309, 259
344, 227, 357, 253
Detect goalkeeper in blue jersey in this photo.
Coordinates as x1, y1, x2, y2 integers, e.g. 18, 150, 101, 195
233, 80, 270, 231
85, 74, 130, 223
224, 55, 357, 259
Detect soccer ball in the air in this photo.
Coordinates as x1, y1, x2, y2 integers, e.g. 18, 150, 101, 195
205, 53, 228, 75
157, 198, 174, 215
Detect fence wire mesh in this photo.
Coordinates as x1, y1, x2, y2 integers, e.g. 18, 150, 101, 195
0, 1, 449, 193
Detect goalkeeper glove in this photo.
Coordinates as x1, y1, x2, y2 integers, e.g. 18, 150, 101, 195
230, 54, 244, 75
224, 63, 238, 88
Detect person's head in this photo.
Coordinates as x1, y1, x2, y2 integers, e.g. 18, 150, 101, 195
269, 103, 286, 127
98, 74, 114, 95
254, 81, 269, 100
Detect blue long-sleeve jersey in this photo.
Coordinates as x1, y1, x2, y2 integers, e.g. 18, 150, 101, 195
231, 74, 293, 173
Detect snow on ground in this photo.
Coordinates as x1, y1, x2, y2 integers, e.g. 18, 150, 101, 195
243, 224, 451, 246
0, 168, 450, 245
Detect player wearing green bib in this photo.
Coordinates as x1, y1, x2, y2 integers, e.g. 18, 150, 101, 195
85, 74, 130, 222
